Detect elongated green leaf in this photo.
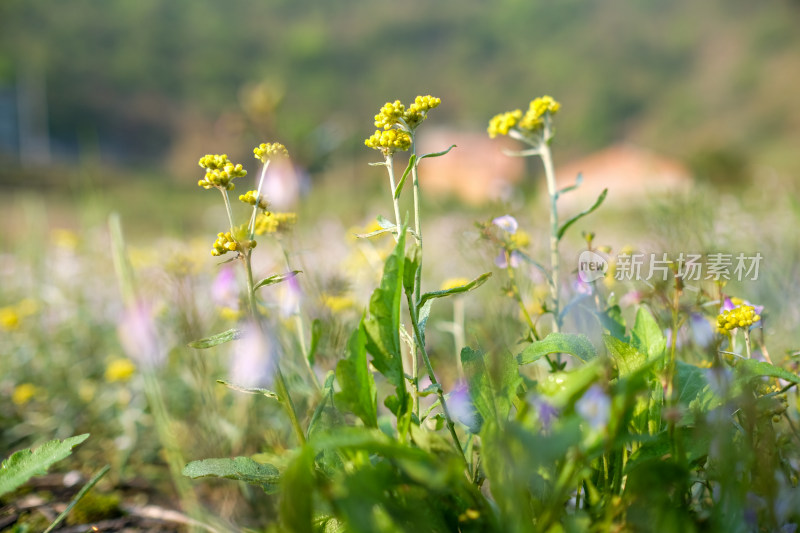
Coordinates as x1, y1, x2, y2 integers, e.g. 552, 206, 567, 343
403, 245, 421, 295
556, 172, 583, 198
364, 229, 408, 416
280, 446, 315, 533
418, 144, 456, 161
183, 457, 280, 494
393, 154, 416, 199
335, 322, 378, 427
735, 359, 800, 385
0, 434, 89, 497
631, 306, 666, 363
355, 226, 396, 239
557, 188, 608, 240
517, 332, 596, 365
461, 347, 521, 431
307, 318, 322, 365
216, 379, 278, 400
675, 361, 723, 424
188, 328, 241, 349
254, 270, 301, 291
604, 335, 646, 377
418, 272, 492, 306
43, 464, 110, 533
599, 304, 627, 341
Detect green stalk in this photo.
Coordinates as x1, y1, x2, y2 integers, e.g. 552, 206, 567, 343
385, 153, 402, 242
539, 142, 561, 334
405, 290, 471, 476
220, 189, 236, 234
242, 250, 306, 445
281, 247, 321, 392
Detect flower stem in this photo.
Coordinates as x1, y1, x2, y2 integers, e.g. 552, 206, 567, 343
242, 250, 306, 445
220, 189, 236, 234
539, 142, 561, 334
248, 160, 270, 240
385, 154, 402, 242
406, 290, 471, 476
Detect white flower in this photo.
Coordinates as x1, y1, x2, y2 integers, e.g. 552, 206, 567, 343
492, 214, 518, 234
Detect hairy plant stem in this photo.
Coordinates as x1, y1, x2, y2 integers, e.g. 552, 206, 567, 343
385, 153, 402, 242
220, 189, 236, 234
406, 290, 471, 476
242, 250, 306, 445
539, 141, 561, 334
248, 160, 270, 240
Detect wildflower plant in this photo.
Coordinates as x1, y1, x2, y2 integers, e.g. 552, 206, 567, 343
159, 93, 800, 533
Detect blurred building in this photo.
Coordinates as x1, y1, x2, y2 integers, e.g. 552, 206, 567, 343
554, 143, 693, 212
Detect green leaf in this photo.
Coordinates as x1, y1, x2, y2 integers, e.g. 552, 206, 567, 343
307, 318, 322, 365
216, 380, 278, 400
538, 359, 605, 407
418, 144, 456, 161
363, 229, 408, 417
556, 172, 583, 198
599, 305, 627, 341
280, 446, 315, 533
418, 272, 492, 307
43, 464, 110, 533
517, 332, 596, 365
461, 347, 521, 431
393, 154, 416, 199
403, 245, 421, 295
187, 328, 241, 349
604, 335, 646, 377
354, 226, 396, 239
335, 322, 378, 428
183, 456, 280, 494
631, 306, 666, 363
308, 372, 340, 439
254, 270, 301, 291
734, 358, 800, 385
0, 434, 90, 497
675, 361, 723, 424
557, 188, 608, 240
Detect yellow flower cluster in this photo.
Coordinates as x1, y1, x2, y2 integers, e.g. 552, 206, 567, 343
321, 294, 356, 313
520, 95, 561, 131
487, 95, 561, 139
487, 110, 523, 139
254, 212, 297, 234
364, 129, 412, 153
105, 358, 136, 383
0, 299, 37, 331
509, 230, 530, 249
198, 154, 247, 190
211, 231, 257, 256
374, 100, 406, 130
717, 305, 761, 332
12, 383, 37, 405
239, 190, 269, 210
403, 95, 441, 129
253, 142, 289, 164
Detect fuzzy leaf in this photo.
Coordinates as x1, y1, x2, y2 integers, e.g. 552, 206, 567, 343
280, 446, 315, 533
188, 328, 241, 349
734, 359, 800, 384
517, 332, 596, 365
254, 270, 301, 291
605, 335, 646, 377
0, 434, 90, 497
461, 347, 521, 431
418, 272, 492, 306
557, 188, 608, 240
183, 457, 280, 494
335, 322, 378, 427
363, 229, 408, 417
307, 318, 322, 365
393, 154, 416, 199
418, 144, 456, 161
631, 306, 666, 363
216, 380, 278, 400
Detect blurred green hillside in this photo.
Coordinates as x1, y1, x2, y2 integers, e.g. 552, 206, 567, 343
1, 0, 799, 180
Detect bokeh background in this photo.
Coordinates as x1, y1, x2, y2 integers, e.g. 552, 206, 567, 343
2, 0, 800, 527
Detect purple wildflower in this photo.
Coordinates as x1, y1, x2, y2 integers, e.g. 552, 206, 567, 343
492, 215, 518, 234
575, 384, 611, 430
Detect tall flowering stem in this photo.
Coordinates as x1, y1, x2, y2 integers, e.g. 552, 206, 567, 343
366, 96, 468, 461
489, 96, 563, 334
198, 147, 307, 445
